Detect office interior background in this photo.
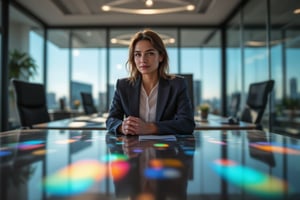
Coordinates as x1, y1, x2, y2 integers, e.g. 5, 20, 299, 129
0, 0, 300, 136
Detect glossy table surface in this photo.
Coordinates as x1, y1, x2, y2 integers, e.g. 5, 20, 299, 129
0, 129, 299, 200
33, 114, 257, 131
194, 114, 257, 130
32, 115, 107, 130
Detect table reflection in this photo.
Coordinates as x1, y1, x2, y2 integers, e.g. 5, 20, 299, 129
0, 129, 299, 200
106, 134, 195, 200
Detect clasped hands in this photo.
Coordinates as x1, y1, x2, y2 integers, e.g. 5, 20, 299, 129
120, 116, 157, 135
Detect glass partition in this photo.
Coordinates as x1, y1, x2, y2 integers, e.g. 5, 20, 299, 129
270, 0, 300, 135
226, 15, 242, 117
71, 29, 107, 113
181, 29, 221, 113
8, 5, 44, 129
47, 30, 70, 111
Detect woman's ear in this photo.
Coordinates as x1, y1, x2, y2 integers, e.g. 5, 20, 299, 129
159, 55, 164, 62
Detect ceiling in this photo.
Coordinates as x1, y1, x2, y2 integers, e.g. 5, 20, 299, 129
10, 0, 300, 48
14, 0, 242, 27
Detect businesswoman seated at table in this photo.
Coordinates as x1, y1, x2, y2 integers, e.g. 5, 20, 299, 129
106, 29, 195, 135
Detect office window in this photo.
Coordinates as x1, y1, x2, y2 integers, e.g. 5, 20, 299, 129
181, 29, 221, 112
29, 29, 44, 83
71, 29, 107, 112
108, 29, 135, 107
8, 5, 44, 128
270, 0, 300, 135
47, 30, 70, 110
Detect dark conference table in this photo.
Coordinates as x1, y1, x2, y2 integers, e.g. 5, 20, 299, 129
32, 115, 107, 130
32, 114, 257, 131
0, 129, 299, 200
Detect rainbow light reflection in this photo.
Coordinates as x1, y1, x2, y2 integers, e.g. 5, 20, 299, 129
153, 143, 169, 148
212, 159, 290, 198
17, 140, 45, 151
44, 159, 106, 196
144, 158, 183, 179
0, 151, 11, 157
250, 142, 300, 155
101, 153, 131, 181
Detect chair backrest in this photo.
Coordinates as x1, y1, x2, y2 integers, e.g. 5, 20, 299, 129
176, 74, 194, 109
80, 92, 98, 114
11, 79, 50, 128
240, 80, 275, 125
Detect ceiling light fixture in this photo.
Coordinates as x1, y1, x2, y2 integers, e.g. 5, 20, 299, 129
145, 0, 154, 7
101, 0, 195, 15
111, 33, 175, 46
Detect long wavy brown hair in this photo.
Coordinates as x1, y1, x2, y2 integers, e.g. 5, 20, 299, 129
126, 29, 174, 84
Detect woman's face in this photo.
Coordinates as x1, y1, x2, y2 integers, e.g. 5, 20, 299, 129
134, 40, 163, 76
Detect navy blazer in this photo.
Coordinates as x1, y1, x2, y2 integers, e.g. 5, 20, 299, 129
106, 75, 195, 135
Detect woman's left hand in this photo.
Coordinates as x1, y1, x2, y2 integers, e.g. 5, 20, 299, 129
123, 116, 157, 135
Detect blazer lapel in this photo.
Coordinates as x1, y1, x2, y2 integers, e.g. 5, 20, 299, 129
156, 78, 170, 120
128, 76, 141, 117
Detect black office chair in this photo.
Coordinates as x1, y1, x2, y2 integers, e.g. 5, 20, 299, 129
11, 79, 51, 128
80, 92, 98, 115
240, 80, 275, 128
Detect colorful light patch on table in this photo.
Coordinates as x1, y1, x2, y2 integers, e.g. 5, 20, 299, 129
0, 150, 12, 157
32, 149, 56, 156
250, 142, 300, 155
153, 143, 169, 148
150, 159, 183, 168
101, 153, 128, 162
144, 167, 180, 179
16, 140, 45, 150
144, 158, 183, 179
55, 139, 77, 144
101, 153, 131, 181
211, 159, 290, 198
44, 159, 106, 196
207, 138, 226, 145
110, 160, 130, 181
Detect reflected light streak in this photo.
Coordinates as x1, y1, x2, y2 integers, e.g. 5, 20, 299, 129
44, 160, 106, 196
212, 159, 290, 198
250, 142, 300, 155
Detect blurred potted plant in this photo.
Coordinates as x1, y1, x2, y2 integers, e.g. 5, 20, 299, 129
197, 103, 210, 120
73, 99, 81, 110
8, 50, 38, 128
8, 49, 38, 80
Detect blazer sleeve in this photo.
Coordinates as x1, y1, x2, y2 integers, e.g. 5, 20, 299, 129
106, 79, 125, 135
155, 77, 195, 134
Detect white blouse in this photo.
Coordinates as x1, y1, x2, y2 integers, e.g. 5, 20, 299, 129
139, 83, 158, 122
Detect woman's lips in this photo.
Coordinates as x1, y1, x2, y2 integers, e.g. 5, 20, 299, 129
139, 65, 149, 70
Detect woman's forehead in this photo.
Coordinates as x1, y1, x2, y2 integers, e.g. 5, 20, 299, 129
134, 40, 155, 51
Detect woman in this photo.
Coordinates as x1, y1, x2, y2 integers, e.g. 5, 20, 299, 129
106, 29, 195, 135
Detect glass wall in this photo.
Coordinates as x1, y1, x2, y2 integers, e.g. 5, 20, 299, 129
71, 29, 107, 112
47, 30, 70, 111
226, 14, 242, 117
226, 0, 300, 135
270, 0, 300, 135
8, 5, 44, 128
29, 29, 44, 83
181, 29, 221, 113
